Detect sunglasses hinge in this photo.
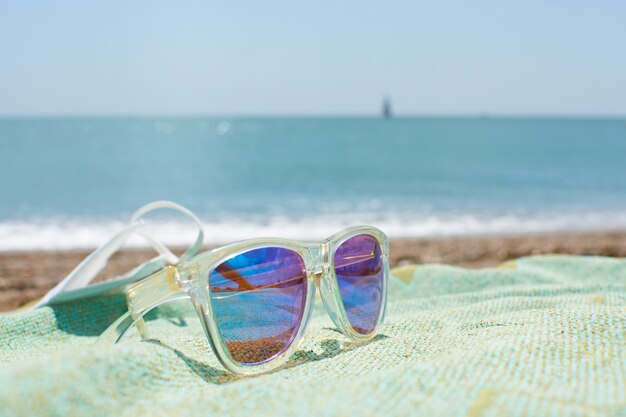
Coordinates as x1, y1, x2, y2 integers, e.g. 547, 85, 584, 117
172, 264, 198, 290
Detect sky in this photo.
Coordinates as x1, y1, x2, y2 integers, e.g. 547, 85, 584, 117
0, 1, 625, 117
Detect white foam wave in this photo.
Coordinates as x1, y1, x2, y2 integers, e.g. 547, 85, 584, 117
1, 210, 626, 252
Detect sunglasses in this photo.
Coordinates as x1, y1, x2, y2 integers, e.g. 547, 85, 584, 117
35, 202, 389, 375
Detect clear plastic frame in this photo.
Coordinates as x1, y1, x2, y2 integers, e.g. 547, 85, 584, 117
100, 226, 389, 375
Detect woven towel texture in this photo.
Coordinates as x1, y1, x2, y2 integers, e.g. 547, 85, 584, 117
0, 255, 624, 417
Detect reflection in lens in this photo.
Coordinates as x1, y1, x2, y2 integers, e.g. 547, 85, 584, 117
334, 234, 384, 334
209, 247, 307, 365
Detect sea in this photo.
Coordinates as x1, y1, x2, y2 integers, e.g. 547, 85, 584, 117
1, 116, 625, 251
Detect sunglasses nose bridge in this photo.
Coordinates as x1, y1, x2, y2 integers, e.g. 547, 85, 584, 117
311, 264, 330, 286
314, 243, 349, 333
308, 242, 331, 285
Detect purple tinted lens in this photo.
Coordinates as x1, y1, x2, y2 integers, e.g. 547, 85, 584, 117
209, 247, 307, 365
334, 234, 384, 335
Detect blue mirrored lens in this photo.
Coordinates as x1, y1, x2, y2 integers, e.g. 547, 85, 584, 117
209, 247, 307, 365
334, 234, 384, 334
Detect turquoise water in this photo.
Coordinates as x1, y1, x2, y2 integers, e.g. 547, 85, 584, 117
1, 117, 625, 250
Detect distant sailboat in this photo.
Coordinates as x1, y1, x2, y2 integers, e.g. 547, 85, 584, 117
382, 97, 392, 119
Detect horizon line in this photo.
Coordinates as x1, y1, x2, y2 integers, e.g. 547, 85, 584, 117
1, 112, 625, 120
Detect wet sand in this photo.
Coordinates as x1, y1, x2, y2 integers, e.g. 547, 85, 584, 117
1, 230, 625, 311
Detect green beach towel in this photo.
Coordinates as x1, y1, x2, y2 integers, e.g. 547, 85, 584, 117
0, 255, 624, 417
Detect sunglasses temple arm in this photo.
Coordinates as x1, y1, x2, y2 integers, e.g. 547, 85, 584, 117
98, 266, 188, 344
34, 200, 205, 309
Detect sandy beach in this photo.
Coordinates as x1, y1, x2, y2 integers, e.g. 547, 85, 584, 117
0, 230, 624, 312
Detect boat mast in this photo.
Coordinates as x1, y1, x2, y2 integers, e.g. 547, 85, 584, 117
382, 96, 392, 118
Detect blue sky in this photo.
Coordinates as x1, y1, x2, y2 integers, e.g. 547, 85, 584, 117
0, 1, 625, 116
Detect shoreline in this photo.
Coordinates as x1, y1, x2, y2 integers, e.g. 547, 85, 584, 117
1, 230, 625, 311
